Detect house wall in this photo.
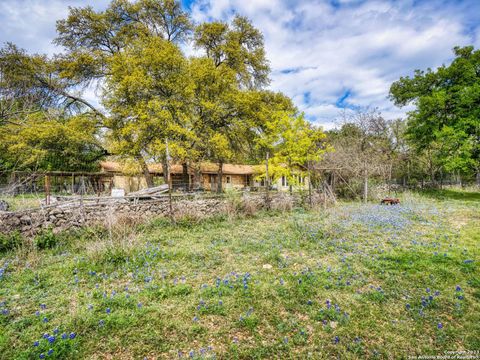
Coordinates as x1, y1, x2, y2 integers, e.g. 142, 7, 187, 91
109, 172, 252, 193
253, 176, 310, 191
112, 175, 148, 193
202, 174, 249, 191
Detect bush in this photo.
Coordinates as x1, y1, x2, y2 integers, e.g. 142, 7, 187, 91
34, 229, 59, 250
0, 231, 22, 252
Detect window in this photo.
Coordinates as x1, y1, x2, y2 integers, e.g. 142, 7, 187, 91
281, 176, 288, 187
226, 176, 231, 184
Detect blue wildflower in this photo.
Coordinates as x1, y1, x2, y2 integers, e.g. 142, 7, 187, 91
47, 349, 53, 356
69, 332, 76, 339
33, 341, 39, 347
47, 335, 55, 344
106, 308, 111, 314
437, 323, 443, 329
39, 354, 45, 359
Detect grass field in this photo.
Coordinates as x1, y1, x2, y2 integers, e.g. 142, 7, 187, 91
0, 190, 479, 359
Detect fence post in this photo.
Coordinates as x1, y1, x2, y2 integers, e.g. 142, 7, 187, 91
45, 174, 51, 206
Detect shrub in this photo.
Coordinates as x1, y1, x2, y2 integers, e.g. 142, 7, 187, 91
0, 231, 22, 252
34, 229, 59, 250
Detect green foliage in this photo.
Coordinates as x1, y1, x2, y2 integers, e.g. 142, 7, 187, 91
0, 231, 22, 252
390, 46, 480, 180
0, 113, 103, 172
194, 15, 270, 89
34, 229, 59, 250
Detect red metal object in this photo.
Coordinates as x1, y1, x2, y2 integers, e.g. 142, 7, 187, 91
381, 197, 400, 205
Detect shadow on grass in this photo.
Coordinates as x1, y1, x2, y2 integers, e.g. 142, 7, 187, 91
419, 188, 480, 202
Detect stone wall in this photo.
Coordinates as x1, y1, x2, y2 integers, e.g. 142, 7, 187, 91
0, 192, 309, 236
0, 197, 228, 236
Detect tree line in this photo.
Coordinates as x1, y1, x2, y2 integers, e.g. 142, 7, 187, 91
0, 0, 478, 196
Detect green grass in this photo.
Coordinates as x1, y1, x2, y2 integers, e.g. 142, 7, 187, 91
0, 193, 42, 211
0, 190, 479, 359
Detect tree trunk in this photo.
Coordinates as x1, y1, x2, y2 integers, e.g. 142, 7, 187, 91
476, 168, 480, 187
363, 165, 368, 203
182, 162, 189, 191
193, 165, 202, 190
45, 174, 51, 205
439, 168, 443, 190
265, 151, 270, 210
388, 162, 393, 193
308, 160, 312, 207
162, 158, 169, 185
137, 155, 154, 188
217, 162, 223, 193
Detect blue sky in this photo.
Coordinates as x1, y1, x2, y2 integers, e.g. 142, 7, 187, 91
1, 0, 480, 128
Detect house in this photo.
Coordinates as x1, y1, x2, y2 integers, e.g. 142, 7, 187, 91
100, 161, 255, 193
99, 161, 309, 194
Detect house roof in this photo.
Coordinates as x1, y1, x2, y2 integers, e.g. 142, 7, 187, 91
100, 161, 256, 176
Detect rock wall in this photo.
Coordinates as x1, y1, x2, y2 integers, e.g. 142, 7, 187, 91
0, 192, 309, 236
0, 197, 228, 236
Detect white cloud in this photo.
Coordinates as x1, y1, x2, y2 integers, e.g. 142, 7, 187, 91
1, 0, 479, 127
190, 0, 479, 126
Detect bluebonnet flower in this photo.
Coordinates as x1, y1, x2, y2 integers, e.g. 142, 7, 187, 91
464, 260, 474, 264
99, 320, 105, 327
456, 285, 462, 292
33, 341, 39, 347
406, 303, 411, 310
437, 323, 443, 329
35, 311, 40, 316
40, 304, 46, 310
42, 317, 48, 323
53, 328, 59, 335
106, 308, 111, 314
47, 335, 55, 344
193, 316, 199, 322
69, 332, 76, 339
39, 354, 45, 359
333, 336, 340, 344
61, 333, 68, 340
43, 333, 49, 339
47, 349, 53, 356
